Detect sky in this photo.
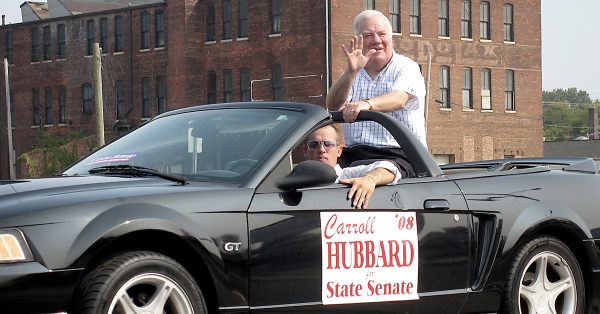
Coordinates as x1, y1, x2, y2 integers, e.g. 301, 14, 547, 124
541, 0, 600, 100
1, 0, 599, 100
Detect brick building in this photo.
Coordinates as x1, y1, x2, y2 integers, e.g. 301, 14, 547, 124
0, 0, 542, 179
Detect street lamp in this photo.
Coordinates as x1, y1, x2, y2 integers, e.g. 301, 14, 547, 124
3, 58, 15, 180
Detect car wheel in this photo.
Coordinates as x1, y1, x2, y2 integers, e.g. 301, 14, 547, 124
73, 251, 207, 314
502, 236, 584, 314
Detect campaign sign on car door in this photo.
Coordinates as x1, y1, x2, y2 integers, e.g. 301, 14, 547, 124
320, 212, 419, 304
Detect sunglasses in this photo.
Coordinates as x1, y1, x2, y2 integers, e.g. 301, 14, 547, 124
307, 140, 338, 150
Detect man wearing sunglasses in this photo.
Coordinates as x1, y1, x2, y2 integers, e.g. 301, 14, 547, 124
304, 125, 401, 209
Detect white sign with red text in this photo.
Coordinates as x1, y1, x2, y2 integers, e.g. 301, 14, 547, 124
320, 212, 419, 305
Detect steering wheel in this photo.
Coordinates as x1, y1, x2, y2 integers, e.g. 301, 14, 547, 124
224, 158, 257, 174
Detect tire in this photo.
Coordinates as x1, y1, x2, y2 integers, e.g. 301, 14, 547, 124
501, 236, 585, 314
72, 251, 207, 314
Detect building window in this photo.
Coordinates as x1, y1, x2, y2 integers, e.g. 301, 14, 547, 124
439, 66, 450, 109
156, 76, 166, 113
207, 70, 217, 104
32, 88, 41, 126
206, 2, 216, 41
480, 1, 490, 40
272, 64, 282, 101
31, 27, 39, 62
141, 12, 150, 49
6, 30, 14, 64
438, 0, 449, 37
222, 0, 232, 40
57, 24, 66, 59
364, 0, 375, 9
389, 0, 401, 33
481, 68, 492, 110
100, 18, 109, 53
461, 0, 471, 38
59, 86, 67, 124
223, 69, 233, 102
271, 0, 280, 34
504, 4, 514, 42
156, 11, 165, 47
44, 87, 52, 125
240, 68, 250, 101
142, 77, 150, 117
86, 20, 95, 56
115, 80, 125, 120
115, 16, 124, 52
238, 0, 248, 38
82, 83, 93, 114
462, 67, 472, 109
409, 0, 421, 35
505, 70, 515, 111
43, 26, 51, 61
434, 154, 455, 165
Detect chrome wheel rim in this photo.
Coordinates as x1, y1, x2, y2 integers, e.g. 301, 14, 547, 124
108, 273, 194, 314
518, 251, 577, 314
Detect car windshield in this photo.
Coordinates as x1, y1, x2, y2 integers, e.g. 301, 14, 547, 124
63, 108, 301, 183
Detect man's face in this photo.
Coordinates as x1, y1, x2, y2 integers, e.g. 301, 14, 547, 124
359, 15, 393, 66
305, 126, 342, 168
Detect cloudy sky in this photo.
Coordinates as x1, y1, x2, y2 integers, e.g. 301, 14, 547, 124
541, 0, 600, 99
2, 0, 599, 99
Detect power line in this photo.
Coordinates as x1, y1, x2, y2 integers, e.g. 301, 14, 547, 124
543, 124, 594, 129
542, 101, 600, 107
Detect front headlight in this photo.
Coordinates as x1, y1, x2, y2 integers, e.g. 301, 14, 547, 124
0, 229, 33, 263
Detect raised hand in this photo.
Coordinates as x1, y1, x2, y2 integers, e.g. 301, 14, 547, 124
341, 35, 376, 74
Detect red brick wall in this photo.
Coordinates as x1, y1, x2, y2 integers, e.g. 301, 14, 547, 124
184, 0, 328, 105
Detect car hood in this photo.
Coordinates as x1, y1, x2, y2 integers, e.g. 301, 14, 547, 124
0, 175, 252, 226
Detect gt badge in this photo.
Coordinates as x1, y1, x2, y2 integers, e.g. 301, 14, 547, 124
224, 242, 242, 252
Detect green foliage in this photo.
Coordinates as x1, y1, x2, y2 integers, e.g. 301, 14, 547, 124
543, 88, 600, 141
18, 131, 88, 178
543, 87, 592, 104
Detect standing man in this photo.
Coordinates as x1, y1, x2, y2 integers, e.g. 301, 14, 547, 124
326, 10, 426, 177
305, 125, 401, 209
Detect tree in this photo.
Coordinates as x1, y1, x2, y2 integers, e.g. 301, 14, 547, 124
543, 88, 599, 141
543, 87, 592, 104
18, 131, 90, 178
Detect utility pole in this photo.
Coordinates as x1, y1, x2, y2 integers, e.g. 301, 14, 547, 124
4, 58, 15, 180
93, 43, 105, 147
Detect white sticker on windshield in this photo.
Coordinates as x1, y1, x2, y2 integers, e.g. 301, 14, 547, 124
87, 154, 138, 165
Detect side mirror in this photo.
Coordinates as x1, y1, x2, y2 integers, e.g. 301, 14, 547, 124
276, 160, 337, 190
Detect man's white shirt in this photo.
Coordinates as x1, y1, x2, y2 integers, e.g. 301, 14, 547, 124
345, 52, 427, 148
334, 161, 401, 184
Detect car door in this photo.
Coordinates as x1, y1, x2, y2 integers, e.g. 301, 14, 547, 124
247, 176, 471, 313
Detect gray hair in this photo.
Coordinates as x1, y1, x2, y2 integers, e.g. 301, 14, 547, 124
352, 10, 392, 35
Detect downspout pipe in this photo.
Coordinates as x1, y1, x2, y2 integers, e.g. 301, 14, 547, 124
325, 0, 330, 110
129, 3, 134, 126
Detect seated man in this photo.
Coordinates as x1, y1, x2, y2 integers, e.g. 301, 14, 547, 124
304, 125, 401, 209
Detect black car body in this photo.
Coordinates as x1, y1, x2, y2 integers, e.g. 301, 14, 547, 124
0, 102, 599, 313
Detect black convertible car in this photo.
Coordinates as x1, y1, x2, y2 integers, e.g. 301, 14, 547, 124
0, 102, 599, 314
